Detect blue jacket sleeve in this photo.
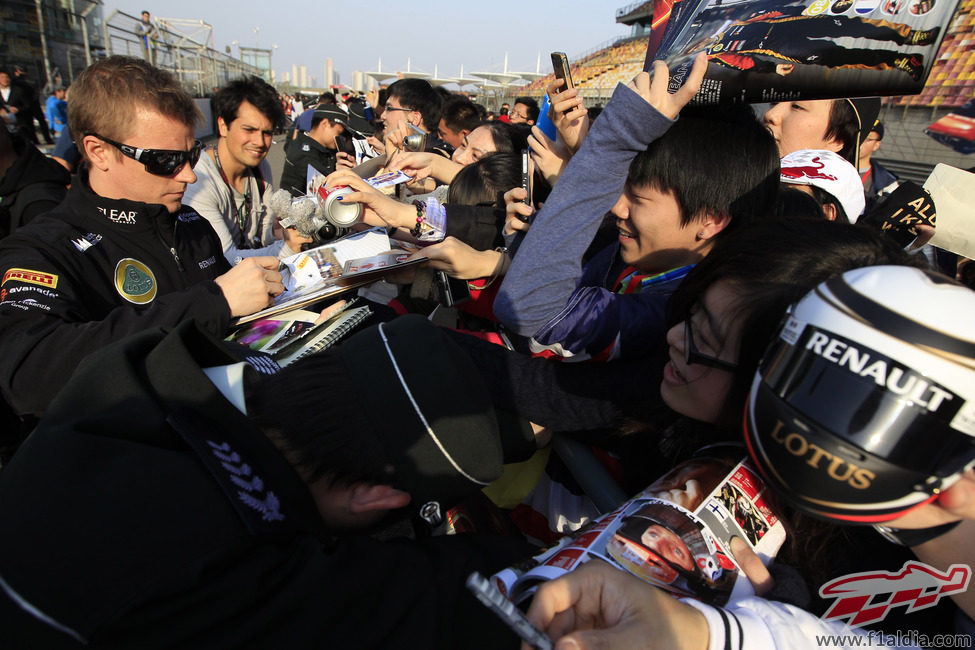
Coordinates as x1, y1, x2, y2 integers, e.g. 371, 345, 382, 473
494, 83, 676, 343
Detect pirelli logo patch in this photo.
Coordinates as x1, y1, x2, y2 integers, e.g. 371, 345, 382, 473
114, 258, 157, 305
2, 268, 59, 289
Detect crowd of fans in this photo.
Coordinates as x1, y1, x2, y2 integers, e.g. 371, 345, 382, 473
0, 47, 973, 649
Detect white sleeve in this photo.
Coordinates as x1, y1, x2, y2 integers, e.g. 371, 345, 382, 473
682, 597, 921, 650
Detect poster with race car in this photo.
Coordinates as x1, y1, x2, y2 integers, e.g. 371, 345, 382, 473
646, 0, 959, 104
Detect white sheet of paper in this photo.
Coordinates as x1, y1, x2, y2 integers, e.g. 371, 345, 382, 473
924, 164, 975, 259
329, 228, 391, 266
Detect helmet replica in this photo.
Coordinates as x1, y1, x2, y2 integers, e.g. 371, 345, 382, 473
745, 266, 975, 522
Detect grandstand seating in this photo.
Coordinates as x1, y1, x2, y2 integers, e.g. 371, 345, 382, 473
521, 38, 646, 94
893, 0, 974, 108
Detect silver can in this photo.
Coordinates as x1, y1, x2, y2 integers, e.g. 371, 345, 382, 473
317, 184, 363, 228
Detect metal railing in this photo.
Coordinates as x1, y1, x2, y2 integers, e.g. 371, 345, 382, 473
102, 10, 263, 96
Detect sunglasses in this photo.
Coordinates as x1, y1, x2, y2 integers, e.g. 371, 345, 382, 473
684, 319, 738, 372
88, 133, 203, 176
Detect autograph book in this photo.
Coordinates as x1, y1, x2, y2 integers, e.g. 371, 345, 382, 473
231, 228, 423, 325
228, 303, 373, 367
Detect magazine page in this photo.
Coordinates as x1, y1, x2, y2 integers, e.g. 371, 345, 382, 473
227, 308, 321, 353
231, 229, 425, 326
645, 0, 680, 63
652, 0, 960, 104
492, 454, 785, 607
278, 228, 392, 295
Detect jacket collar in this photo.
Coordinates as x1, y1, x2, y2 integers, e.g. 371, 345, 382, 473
144, 321, 329, 540
70, 169, 180, 233
295, 130, 335, 154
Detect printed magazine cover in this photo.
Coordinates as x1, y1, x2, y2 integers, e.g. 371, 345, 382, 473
492, 453, 785, 607
646, 0, 960, 103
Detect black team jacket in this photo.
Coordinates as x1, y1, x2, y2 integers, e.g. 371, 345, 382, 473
0, 172, 232, 417
0, 321, 527, 648
279, 130, 338, 197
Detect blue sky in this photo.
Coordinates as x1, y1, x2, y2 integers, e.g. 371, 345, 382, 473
105, 1, 632, 86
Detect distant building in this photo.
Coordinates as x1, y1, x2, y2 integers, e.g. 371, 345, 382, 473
0, 0, 106, 88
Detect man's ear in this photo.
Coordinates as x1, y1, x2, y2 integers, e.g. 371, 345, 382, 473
217, 116, 229, 138
697, 211, 732, 241
348, 484, 411, 514
83, 134, 113, 171
409, 111, 423, 128
822, 203, 839, 222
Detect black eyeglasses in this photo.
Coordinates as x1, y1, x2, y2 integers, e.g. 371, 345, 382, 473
87, 133, 203, 176
684, 319, 738, 372
384, 106, 415, 114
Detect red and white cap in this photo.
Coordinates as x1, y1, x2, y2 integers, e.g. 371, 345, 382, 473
780, 149, 866, 223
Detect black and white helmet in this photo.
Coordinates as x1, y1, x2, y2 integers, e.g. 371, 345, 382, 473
745, 266, 975, 523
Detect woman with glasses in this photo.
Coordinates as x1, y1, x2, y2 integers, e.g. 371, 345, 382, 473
518, 220, 975, 649
447, 218, 927, 541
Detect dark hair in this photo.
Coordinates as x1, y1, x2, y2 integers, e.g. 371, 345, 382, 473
667, 218, 925, 427
807, 185, 847, 223
476, 120, 528, 154
447, 152, 522, 206
310, 113, 340, 132
434, 86, 454, 103
441, 96, 481, 135
824, 99, 860, 164
212, 75, 285, 130
248, 352, 394, 488
473, 103, 487, 121
317, 92, 336, 105
386, 78, 442, 132
772, 186, 826, 220
626, 104, 780, 234
513, 96, 540, 123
